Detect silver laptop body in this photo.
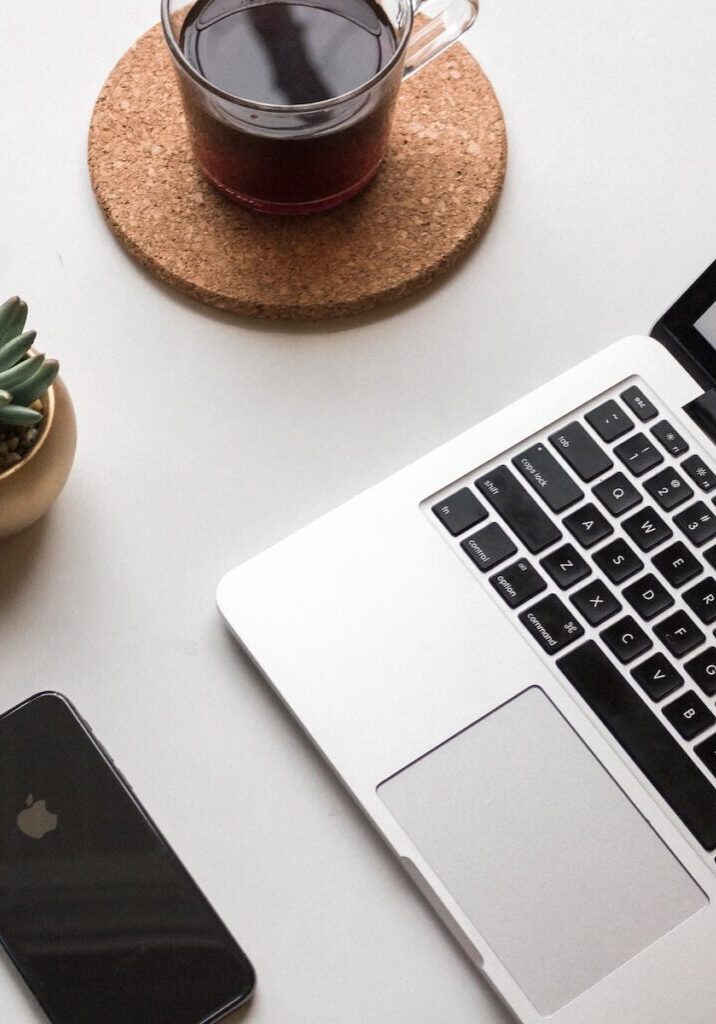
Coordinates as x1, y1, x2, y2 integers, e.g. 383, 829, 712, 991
218, 336, 716, 1024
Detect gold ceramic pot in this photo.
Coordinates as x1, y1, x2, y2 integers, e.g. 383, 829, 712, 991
0, 375, 76, 539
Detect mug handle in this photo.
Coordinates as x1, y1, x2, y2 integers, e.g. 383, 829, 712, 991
403, 0, 479, 78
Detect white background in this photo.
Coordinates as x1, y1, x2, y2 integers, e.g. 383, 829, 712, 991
2, 1, 716, 1021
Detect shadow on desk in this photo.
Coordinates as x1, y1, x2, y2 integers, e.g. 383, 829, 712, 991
0, 517, 50, 617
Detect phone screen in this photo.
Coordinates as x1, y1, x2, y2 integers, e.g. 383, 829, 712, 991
0, 693, 255, 1024
652, 258, 716, 388
695, 300, 716, 346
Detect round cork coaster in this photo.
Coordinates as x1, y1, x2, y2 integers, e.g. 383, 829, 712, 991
89, 22, 506, 320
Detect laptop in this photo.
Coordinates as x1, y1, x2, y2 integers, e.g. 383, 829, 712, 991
218, 259, 716, 1023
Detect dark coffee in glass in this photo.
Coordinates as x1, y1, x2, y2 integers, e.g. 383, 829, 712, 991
161, 0, 480, 214
178, 0, 398, 213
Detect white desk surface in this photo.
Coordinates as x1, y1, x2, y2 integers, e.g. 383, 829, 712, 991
3, 0, 716, 1020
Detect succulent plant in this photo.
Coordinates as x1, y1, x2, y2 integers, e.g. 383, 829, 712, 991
0, 297, 59, 427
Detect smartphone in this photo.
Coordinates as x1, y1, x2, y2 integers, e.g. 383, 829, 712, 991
0, 692, 255, 1024
652, 257, 716, 390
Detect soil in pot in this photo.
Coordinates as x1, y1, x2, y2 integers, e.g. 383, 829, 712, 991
0, 399, 45, 473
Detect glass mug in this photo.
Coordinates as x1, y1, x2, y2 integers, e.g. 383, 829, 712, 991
161, 0, 479, 214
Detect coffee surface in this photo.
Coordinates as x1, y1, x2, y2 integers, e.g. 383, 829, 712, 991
181, 0, 398, 105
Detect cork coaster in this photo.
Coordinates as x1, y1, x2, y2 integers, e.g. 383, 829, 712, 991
89, 22, 506, 320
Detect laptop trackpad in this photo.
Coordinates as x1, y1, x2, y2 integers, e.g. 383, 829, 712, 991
378, 687, 707, 1015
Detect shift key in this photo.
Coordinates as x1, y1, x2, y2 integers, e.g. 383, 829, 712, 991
476, 466, 562, 553
513, 443, 583, 512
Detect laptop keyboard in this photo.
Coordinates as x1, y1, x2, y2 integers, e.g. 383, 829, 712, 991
429, 380, 716, 854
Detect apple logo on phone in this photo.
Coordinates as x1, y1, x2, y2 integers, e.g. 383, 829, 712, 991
17, 794, 58, 839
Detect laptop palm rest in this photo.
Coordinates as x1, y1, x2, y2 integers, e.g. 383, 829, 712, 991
378, 687, 707, 1015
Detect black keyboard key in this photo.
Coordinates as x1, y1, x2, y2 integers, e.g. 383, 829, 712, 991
558, 640, 716, 849
490, 559, 546, 609
518, 595, 584, 655
652, 419, 688, 457
475, 466, 561, 555
685, 648, 716, 697
683, 454, 716, 494
563, 503, 613, 548
620, 385, 657, 422
540, 543, 590, 590
593, 538, 643, 583
601, 615, 652, 663
632, 653, 682, 701
683, 577, 716, 625
674, 501, 716, 547
622, 506, 672, 552
592, 472, 641, 516
571, 578, 621, 625
705, 545, 716, 572
652, 541, 702, 588
512, 443, 583, 513
663, 691, 715, 740
614, 433, 664, 476
643, 468, 693, 512
623, 574, 674, 621
432, 487, 487, 536
461, 523, 516, 572
695, 734, 716, 779
653, 610, 705, 658
585, 400, 633, 442
548, 422, 613, 482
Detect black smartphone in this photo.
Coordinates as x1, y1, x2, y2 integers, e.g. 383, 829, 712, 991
0, 692, 255, 1024
652, 257, 716, 390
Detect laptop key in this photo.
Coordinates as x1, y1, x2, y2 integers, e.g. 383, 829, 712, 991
540, 543, 590, 590
685, 648, 716, 697
653, 610, 705, 658
614, 433, 664, 476
571, 578, 621, 626
558, 640, 716, 849
683, 578, 716, 625
563, 503, 613, 548
632, 653, 682, 701
490, 559, 546, 609
620, 386, 658, 422
601, 615, 652, 663
623, 574, 674, 621
432, 487, 487, 536
695, 734, 716, 779
592, 538, 643, 583
475, 466, 561, 554
652, 419, 688, 457
652, 541, 702, 588
623, 506, 672, 552
461, 523, 517, 572
512, 443, 583, 513
674, 501, 716, 547
592, 472, 641, 516
548, 422, 613, 482
519, 594, 584, 655
585, 400, 633, 442
643, 468, 693, 512
682, 454, 716, 494
663, 691, 715, 741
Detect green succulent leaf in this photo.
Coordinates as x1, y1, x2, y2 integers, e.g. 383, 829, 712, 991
0, 390, 11, 409
0, 297, 28, 348
0, 353, 44, 393
12, 359, 59, 408
0, 405, 42, 426
0, 330, 36, 372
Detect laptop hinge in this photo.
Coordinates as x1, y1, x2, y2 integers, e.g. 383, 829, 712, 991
684, 390, 716, 445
